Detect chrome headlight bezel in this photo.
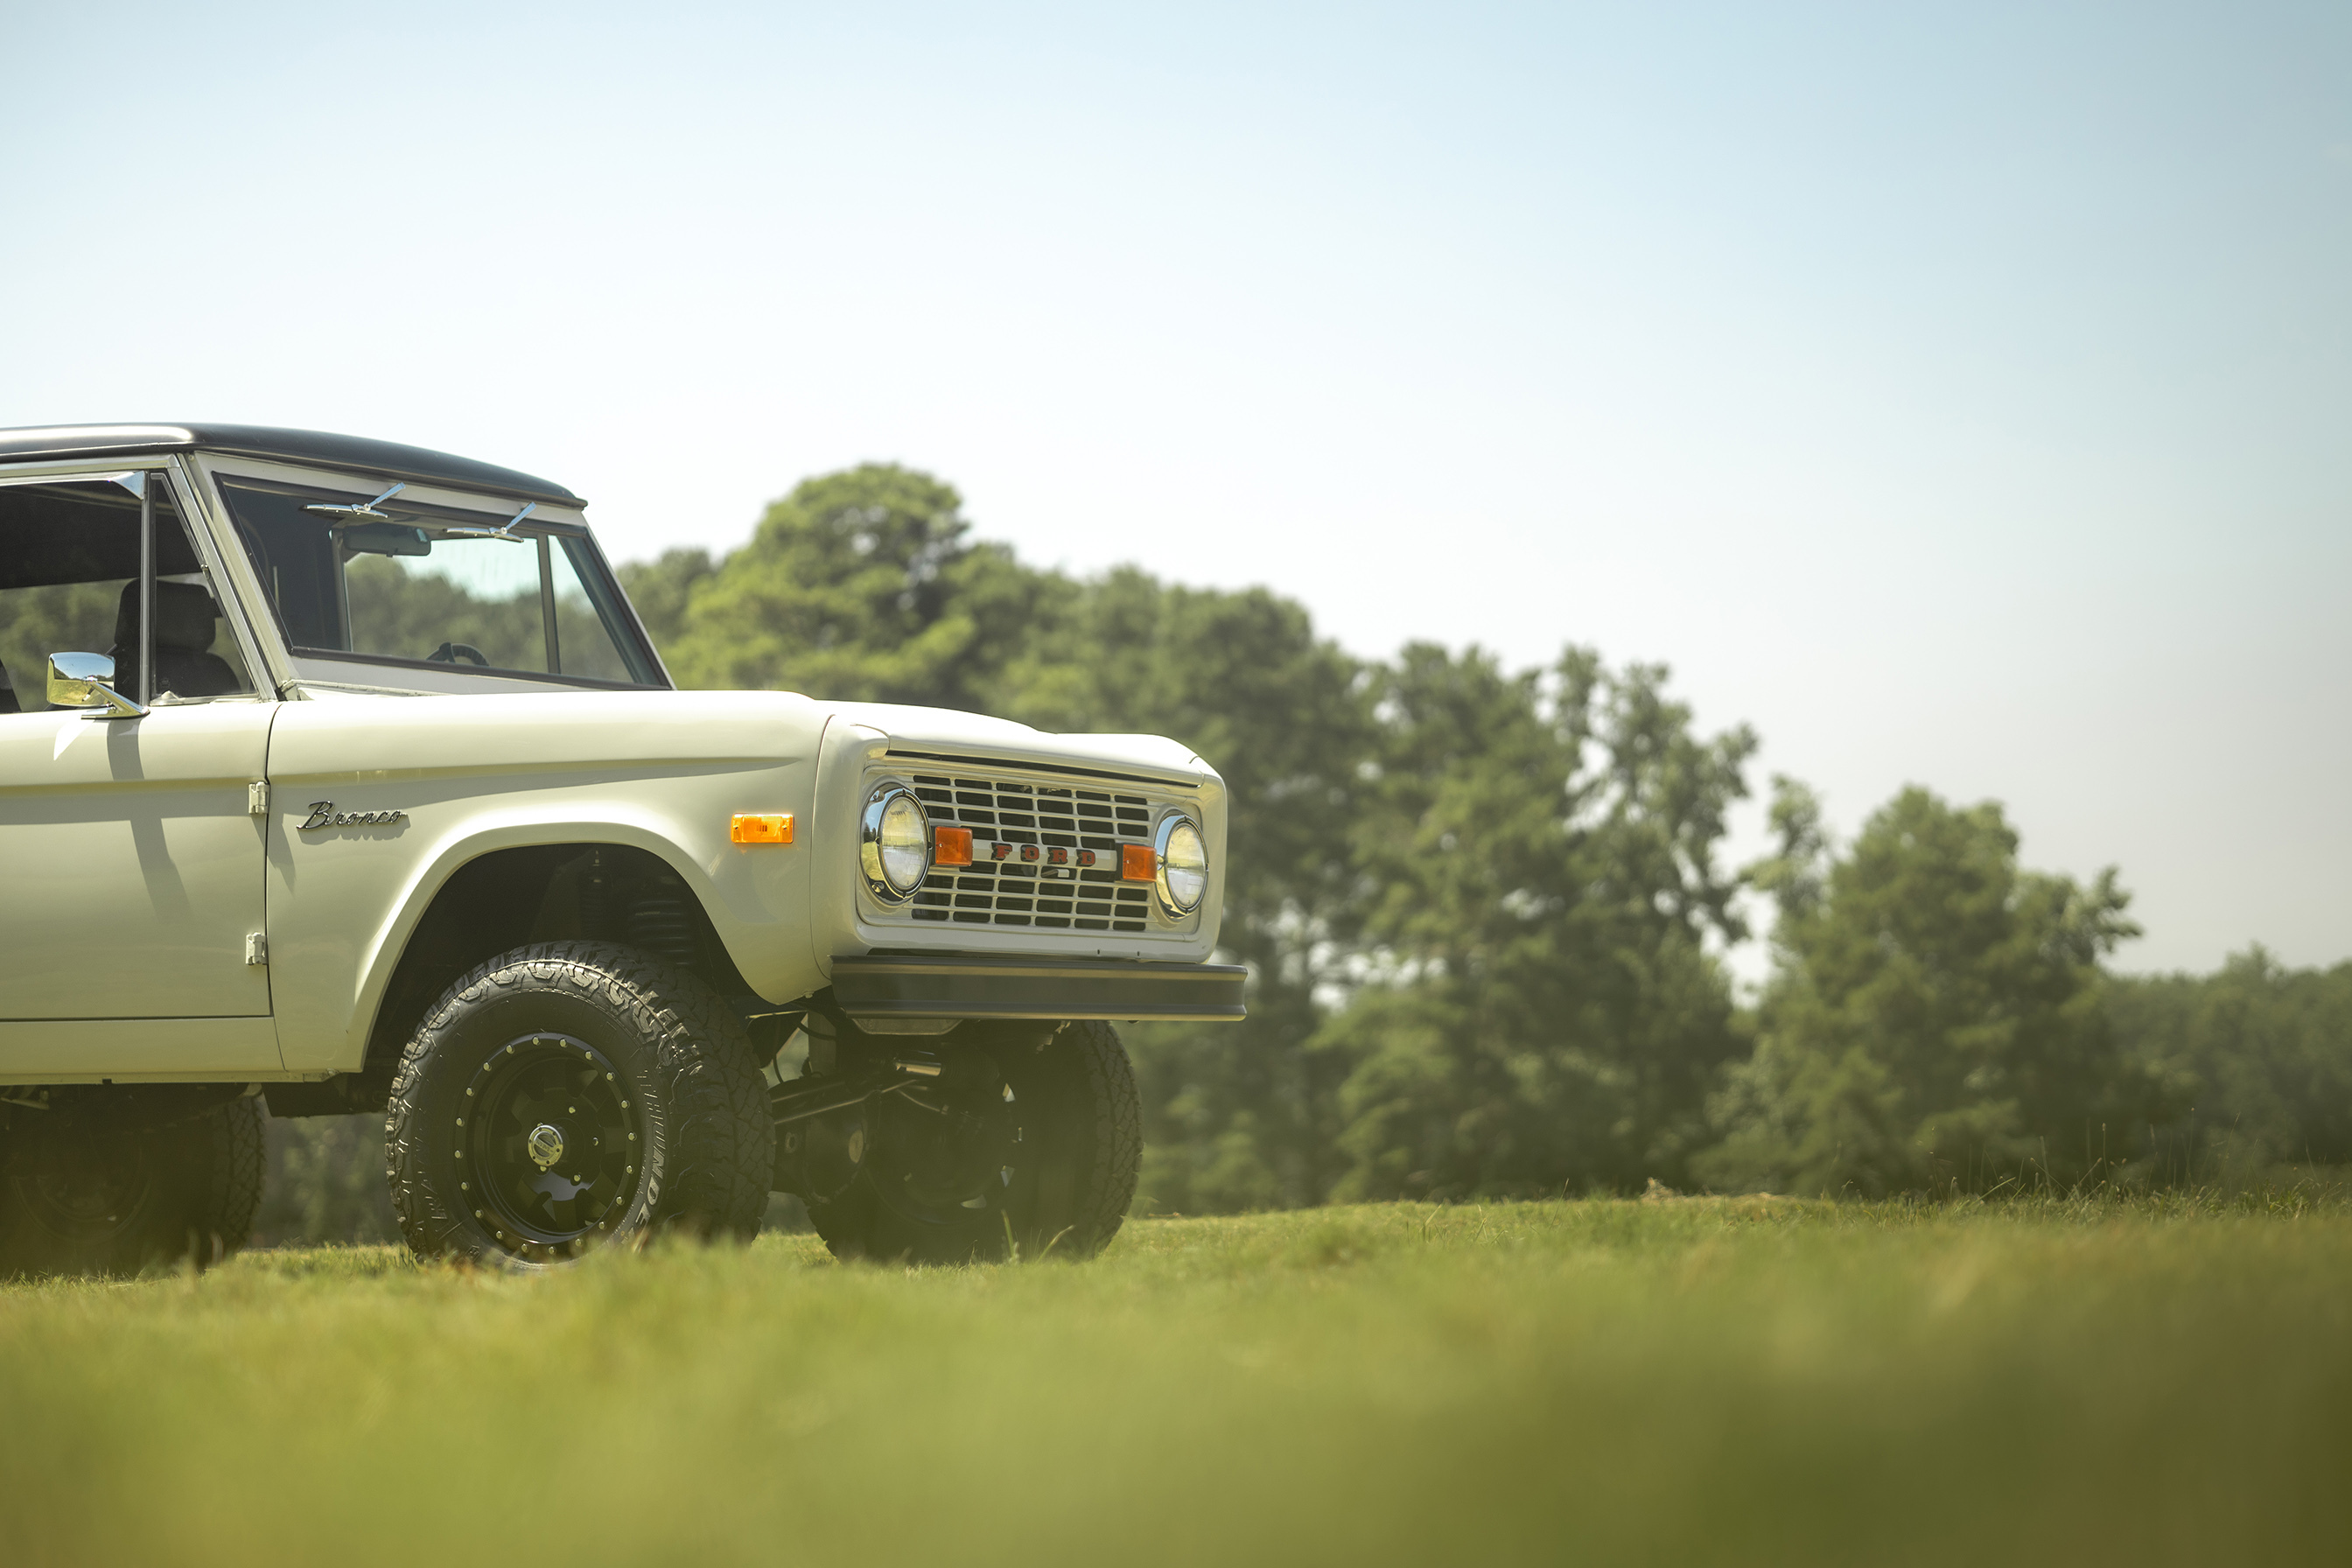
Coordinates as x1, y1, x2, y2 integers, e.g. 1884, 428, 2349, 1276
859, 782, 931, 904
1153, 811, 1208, 917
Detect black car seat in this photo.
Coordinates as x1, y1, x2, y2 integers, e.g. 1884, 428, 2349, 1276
109, 581, 242, 699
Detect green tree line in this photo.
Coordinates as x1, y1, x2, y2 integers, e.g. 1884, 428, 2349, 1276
252, 462, 2352, 1241
615, 463, 2352, 1208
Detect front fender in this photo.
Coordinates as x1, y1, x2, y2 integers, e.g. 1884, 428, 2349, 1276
263, 692, 824, 1072
330, 811, 819, 1074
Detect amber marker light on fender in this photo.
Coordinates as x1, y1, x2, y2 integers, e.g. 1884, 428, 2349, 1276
1121, 844, 1158, 881
731, 813, 794, 845
934, 826, 974, 866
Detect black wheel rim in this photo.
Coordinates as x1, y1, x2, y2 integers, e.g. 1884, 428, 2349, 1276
12, 1145, 154, 1244
459, 1033, 642, 1260
868, 1070, 1026, 1229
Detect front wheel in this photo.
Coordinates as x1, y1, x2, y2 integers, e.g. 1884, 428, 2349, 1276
386, 942, 773, 1270
801, 1019, 1140, 1264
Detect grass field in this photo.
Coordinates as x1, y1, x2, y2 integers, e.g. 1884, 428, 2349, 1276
4, 1192, 2348, 1567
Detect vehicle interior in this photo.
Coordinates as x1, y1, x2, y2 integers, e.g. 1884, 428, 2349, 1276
0, 477, 253, 710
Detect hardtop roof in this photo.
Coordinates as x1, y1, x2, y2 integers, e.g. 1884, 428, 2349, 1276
0, 424, 579, 506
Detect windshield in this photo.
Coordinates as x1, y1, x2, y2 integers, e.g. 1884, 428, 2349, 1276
216, 476, 662, 688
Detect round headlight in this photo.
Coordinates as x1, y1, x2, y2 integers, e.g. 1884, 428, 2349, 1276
1155, 815, 1208, 916
860, 785, 931, 901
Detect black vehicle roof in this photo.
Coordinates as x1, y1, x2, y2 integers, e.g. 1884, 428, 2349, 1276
0, 424, 579, 506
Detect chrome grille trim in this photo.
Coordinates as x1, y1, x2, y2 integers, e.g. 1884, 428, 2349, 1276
892, 766, 1181, 934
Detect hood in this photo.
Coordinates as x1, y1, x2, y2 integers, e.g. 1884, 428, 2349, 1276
820, 700, 1214, 786
273, 687, 1214, 788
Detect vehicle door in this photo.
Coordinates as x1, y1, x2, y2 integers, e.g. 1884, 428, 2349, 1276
0, 465, 279, 1061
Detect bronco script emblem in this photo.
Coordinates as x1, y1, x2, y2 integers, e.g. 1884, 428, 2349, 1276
298, 802, 408, 830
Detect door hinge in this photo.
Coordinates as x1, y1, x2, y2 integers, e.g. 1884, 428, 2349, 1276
248, 781, 270, 816
245, 933, 268, 967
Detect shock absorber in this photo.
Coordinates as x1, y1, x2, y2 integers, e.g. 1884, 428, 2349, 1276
579, 849, 614, 940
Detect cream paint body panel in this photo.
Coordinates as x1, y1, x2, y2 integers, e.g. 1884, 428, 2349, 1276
265, 690, 825, 1072
0, 1018, 285, 1082
0, 703, 275, 1025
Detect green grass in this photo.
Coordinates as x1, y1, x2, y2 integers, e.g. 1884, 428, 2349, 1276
4, 1192, 2348, 1566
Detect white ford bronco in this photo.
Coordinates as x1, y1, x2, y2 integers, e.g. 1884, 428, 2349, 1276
0, 424, 1241, 1273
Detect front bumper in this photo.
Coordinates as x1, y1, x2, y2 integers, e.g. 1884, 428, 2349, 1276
830, 954, 1248, 1025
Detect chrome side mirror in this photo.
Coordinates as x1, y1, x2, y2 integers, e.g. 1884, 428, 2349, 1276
46, 653, 149, 719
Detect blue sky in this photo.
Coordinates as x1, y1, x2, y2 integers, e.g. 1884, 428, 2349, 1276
4, 2, 2347, 975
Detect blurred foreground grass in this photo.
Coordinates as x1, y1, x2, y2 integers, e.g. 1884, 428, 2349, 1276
4, 1191, 2348, 1567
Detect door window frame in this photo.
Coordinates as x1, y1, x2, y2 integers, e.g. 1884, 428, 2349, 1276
0, 454, 273, 709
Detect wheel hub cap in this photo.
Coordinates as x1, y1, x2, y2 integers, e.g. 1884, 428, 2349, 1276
459, 1033, 642, 1257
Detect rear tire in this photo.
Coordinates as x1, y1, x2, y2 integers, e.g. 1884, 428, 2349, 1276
386, 942, 773, 1270
805, 1019, 1140, 1264
0, 1096, 266, 1278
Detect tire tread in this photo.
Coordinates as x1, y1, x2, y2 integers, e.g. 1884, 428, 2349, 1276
806, 1018, 1140, 1264
386, 941, 771, 1265
1058, 1019, 1143, 1255
196, 1097, 268, 1259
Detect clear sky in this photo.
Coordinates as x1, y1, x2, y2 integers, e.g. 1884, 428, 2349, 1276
4, 2, 2347, 976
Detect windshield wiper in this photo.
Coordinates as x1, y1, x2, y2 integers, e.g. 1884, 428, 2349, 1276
443, 502, 536, 543
305, 482, 407, 524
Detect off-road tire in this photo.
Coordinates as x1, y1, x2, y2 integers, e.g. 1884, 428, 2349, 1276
0, 1096, 266, 1278
195, 1096, 268, 1260
387, 942, 772, 1270
808, 1018, 1140, 1265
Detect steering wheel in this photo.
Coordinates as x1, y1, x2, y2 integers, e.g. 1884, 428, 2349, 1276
425, 641, 489, 667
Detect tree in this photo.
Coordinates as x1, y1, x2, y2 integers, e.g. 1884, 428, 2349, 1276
1701, 785, 2151, 1196
1309, 646, 1756, 1200
660, 465, 1046, 708
2108, 949, 2352, 1176
992, 568, 1375, 1212
616, 547, 715, 661
0, 580, 122, 709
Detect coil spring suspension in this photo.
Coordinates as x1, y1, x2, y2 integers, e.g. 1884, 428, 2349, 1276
626, 891, 698, 967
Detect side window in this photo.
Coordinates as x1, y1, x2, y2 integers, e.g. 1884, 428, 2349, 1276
0, 472, 256, 710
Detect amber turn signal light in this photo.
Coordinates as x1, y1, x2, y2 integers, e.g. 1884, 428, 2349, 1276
730, 813, 794, 845
934, 826, 974, 866
1121, 844, 1158, 881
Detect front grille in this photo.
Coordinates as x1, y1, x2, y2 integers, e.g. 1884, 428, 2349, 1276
902, 770, 1161, 933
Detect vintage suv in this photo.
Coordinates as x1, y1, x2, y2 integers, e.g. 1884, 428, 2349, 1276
0, 424, 1242, 1274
